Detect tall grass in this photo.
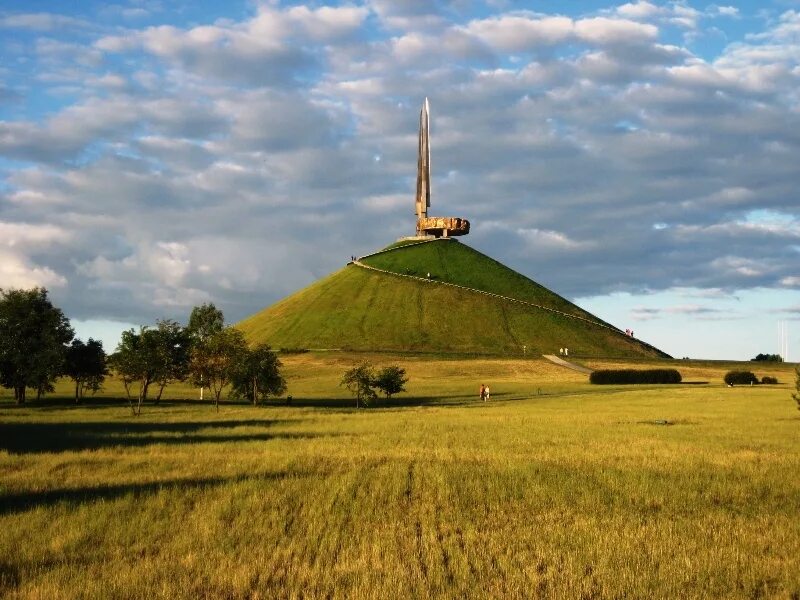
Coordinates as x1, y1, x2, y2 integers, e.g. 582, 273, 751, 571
1, 356, 799, 598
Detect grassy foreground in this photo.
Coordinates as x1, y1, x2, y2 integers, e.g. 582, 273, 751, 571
1, 356, 799, 598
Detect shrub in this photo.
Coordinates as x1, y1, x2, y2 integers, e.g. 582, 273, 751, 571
751, 353, 783, 362
724, 371, 758, 386
761, 376, 778, 385
590, 369, 682, 385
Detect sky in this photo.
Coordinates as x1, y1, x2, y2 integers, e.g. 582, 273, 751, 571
1, 0, 799, 360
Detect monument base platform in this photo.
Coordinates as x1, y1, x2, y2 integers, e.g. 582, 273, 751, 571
417, 216, 470, 238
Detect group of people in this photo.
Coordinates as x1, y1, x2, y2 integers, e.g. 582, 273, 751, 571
559, 347, 569, 356
625, 328, 635, 337
479, 384, 491, 402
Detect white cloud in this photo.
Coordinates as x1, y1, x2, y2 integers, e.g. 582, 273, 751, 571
284, 5, 369, 40
463, 16, 574, 51
78, 242, 192, 290
616, 2, 662, 20
670, 4, 702, 29
574, 17, 658, 45
707, 5, 739, 18
0, 222, 70, 247
0, 250, 67, 289
462, 15, 656, 52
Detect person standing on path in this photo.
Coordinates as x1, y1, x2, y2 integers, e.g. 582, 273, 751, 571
479, 384, 486, 402
485, 385, 490, 401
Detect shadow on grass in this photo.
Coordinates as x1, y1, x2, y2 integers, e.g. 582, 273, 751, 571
0, 470, 308, 516
1, 391, 540, 411
0, 420, 336, 454
279, 392, 531, 409
0, 396, 275, 410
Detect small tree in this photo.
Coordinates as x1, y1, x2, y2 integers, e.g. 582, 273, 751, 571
151, 319, 190, 403
373, 365, 408, 401
231, 344, 287, 405
0, 287, 74, 404
793, 367, 800, 412
189, 326, 248, 411
108, 349, 135, 400
64, 338, 107, 402
340, 362, 377, 408
187, 303, 224, 401
113, 328, 163, 415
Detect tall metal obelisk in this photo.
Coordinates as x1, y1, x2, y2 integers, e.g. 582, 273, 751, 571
415, 97, 431, 234
413, 98, 470, 238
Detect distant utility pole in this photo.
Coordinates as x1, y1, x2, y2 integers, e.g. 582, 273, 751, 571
780, 321, 789, 362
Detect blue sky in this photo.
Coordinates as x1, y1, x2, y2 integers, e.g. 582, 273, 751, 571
1, 0, 799, 360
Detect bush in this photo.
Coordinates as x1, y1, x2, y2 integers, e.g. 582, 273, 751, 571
590, 369, 682, 385
724, 371, 758, 386
761, 376, 778, 385
751, 353, 783, 362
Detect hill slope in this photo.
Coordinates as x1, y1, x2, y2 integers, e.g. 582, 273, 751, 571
238, 239, 668, 357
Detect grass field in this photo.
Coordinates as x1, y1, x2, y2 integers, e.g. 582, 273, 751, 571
1, 355, 799, 598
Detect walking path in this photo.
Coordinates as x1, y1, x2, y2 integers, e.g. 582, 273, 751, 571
542, 354, 594, 374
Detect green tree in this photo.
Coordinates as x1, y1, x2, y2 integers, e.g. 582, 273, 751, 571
0, 287, 74, 404
151, 319, 190, 403
113, 328, 160, 415
189, 326, 247, 411
340, 362, 377, 408
187, 303, 224, 400
231, 344, 287, 405
108, 349, 135, 400
64, 338, 107, 402
112, 321, 191, 414
187, 303, 224, 341
373, 365, 408, 401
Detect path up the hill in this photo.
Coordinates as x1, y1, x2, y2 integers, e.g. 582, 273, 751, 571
542, 354, 593, 374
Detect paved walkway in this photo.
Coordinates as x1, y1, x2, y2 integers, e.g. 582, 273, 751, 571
542, 354, 593, 374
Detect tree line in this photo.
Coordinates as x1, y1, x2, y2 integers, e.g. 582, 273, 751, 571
0, 288, 285, 413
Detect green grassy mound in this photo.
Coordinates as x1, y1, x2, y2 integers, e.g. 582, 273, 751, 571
238, 239, 668, 357
362, 239, 596, 320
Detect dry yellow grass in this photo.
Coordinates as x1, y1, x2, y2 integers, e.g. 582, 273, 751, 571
1, 354, 799, 598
